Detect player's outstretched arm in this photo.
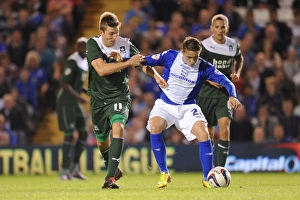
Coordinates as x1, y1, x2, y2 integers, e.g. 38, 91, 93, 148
141, 65, 167, 89
91, 54, 142, 76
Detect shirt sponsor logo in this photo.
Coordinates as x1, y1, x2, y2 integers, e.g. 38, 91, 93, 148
170, 72, 195, 84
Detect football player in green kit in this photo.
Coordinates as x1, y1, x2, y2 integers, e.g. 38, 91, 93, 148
57, 37, 89, 180
86, 12, 166, 189
197, 14, 244, 167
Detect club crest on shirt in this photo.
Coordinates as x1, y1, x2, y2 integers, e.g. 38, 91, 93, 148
181, 68, 188, 77
214, 68, 222, 75
151, 54, 160, 60
229, 45, 233, 51
120, 46, 126, 53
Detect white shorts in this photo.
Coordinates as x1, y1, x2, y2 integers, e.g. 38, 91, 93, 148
146, 99, 207, 141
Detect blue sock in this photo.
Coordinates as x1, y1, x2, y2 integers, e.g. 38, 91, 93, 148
150, 133, 168, 173
199, 139, 213, 180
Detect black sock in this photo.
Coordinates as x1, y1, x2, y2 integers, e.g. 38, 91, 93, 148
105, 138, 124, 180
61, 141, 72, 169
217, 140, 230, 167
73, 139, 86, 163
100, 148, 109, 167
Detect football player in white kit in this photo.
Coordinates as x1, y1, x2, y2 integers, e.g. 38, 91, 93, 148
141, 36, 241, 188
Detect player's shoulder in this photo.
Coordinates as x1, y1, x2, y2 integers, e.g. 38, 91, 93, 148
224, 36, 240, 46
87, 36, 100, 45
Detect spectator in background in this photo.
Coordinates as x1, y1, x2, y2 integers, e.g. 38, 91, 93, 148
254, 52, 274, 96
245, 66, 261, 99
279, 99, 300, 141
6, 28, 28, 69
270, 124, 294, 143
220, 0, 243, 38
252, 104, 278, 140
274, 68, 297, 103
240, 83, 258, 118
256, 23, 287, 60
283, 48, 300, 81
0, 52, 19, 84
230, 105, 254, 142
13, 67, 38, 115
240, 33, 256, 70
0, 66, 11, 102
190, 8, 211, 40
268, 7, 292, 52
261, 38, 282, 70
124, 0, 149, 33
258, 76, 283, 116
24, 50, 49, 116
0, 113, 16, 146
252, 126, 266, 144
177, 0, 198, 29
15, 8, 34, 42
0, 93, 34, 144
32, 33, 59, 112
142, 21, 163, 52
237, 9, 261, 40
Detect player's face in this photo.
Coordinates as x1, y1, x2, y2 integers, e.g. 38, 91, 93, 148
77, 42, 87, 58
100, 26, 119, 47
210, 19, 228, 44
182, 50, 200, 67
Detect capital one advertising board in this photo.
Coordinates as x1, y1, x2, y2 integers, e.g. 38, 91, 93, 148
0, 143, 299, 175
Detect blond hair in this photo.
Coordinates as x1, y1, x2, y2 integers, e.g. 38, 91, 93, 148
211, 14, 229, 27
24, 51, 40, 67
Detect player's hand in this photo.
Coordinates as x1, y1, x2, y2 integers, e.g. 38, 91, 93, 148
154, 75, 168, 88
109, 51, 123, 62
206, 80, 222, 88
127, 54, 143, 67
230, 73, 240, 82
228, 97, 241, 110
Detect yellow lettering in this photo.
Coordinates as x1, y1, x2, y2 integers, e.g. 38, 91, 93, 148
93, 148, 105, 174
80, 150, 87, 173
30, 149, 44, 175
140, 147, 149, 174
0, 149, 13, 174
45, 149, 54, 175
123, 147, 140, 173
166, 147, 175, 172
13, 149, 29, 175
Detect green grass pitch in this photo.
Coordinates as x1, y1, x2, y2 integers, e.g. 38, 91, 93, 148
1, 172, 300, 200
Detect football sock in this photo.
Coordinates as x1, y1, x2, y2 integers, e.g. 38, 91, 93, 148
150, 133, 168, 173
73, 139, 86, 164
100, 148, 109, 167
105, 138, 124, 180
61, 141, 72, 169
217, 140, 230, 167
199, 139, 213, 180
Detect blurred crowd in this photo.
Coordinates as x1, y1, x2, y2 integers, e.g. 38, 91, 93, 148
0, 0, 86, 145
0, 0, 300, 147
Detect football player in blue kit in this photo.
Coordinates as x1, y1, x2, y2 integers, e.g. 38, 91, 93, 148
140, 36, 241, 188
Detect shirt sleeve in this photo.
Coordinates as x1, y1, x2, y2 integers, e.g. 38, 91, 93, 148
203, 60, 237, 98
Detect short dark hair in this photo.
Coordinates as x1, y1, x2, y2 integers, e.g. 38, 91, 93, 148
182, 36, 201, 51
99, 12, 121, 31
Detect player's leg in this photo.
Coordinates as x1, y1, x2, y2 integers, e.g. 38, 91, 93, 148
191, 120, 213, 188
102, 101, 130, 189
149, 116, 171, 188
60, 133, 73, 180
147, 100, 173, 188
57, 101, 75, 180
70, 107, 88, 179
216, 116, 231, 167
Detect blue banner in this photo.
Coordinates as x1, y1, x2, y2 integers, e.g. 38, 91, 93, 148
0, 143, 299, 175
